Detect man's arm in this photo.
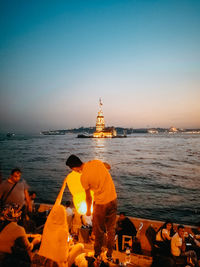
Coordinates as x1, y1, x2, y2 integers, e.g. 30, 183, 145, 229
103, 162, 111, 170
85, 189, 92, 216
24, 189, 32, 212
0, 182, 5, 198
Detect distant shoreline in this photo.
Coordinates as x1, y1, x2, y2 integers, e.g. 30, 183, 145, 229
40, 127, 200, 135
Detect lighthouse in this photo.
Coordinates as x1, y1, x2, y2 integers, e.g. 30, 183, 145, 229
93, 98, 117, 138
95, 98, 105, 132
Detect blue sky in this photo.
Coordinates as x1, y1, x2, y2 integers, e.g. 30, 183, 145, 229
0, 0, 200, 133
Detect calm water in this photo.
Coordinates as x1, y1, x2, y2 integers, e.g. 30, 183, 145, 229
0, 133, 199, 225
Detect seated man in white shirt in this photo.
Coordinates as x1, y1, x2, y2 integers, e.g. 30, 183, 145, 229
65, 201, 74, 234
171, 225, 198, 266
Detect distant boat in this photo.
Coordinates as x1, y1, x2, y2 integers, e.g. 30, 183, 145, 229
41, 131, 65, 135
77, 134, 92, 138
6, 132, 15, 137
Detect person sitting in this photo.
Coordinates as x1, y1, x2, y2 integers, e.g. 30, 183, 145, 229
155, 220, 174, 256
192, 222, 200, 239
0, 203, 41, 266
116, 211, 137, 251
79, 214, 93, 243
65, 200, 74, 234
171, 224, 198, 267
187, 222, 200, 265
32, 177, 84, 267
29, 191, 37, 213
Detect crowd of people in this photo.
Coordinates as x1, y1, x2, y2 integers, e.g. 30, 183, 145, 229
149, 221, 200, 267
0, 155, 199, 267
0, 155, 118, 266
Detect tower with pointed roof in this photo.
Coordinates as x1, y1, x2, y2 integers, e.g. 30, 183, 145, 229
95, 98, 105, 132
93, 98, 117, 138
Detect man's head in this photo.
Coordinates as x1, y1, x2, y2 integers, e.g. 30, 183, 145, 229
10, 168, 21, 183
177, 225, 185, 238
66, 154, 83, 173
29, 191, 36, 200
119, 212, 126, 221
196, 221, 200, 232
66, 200, 71, 207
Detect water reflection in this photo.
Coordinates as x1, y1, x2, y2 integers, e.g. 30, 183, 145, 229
1, 133, 200, 224
93, 138, 107, 161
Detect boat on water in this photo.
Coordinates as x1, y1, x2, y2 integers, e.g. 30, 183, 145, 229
6, 132, 15, 137
35, 203, 197, 267
41, 130, 65, 135
77, 133, 92, 138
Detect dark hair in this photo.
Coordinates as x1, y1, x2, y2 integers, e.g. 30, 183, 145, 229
66, 201, 71, 207
196, 221, 200, 227
29, 191, 36, 196
11, 168, 21, 175
157, 220, 174, 238
160, 220, 173, 229
66, 155, 83, 168
178, 225, 184, 230
119, 212, 126, 216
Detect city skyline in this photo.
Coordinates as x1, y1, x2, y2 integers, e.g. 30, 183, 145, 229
0, 0, 200, 133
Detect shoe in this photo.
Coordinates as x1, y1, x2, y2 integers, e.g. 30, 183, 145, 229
94, 255, 102, 267
106, 253, 113, 262
94, 254, 101, 260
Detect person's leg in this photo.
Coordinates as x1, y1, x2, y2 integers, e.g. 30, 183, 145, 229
93, 204, 106, 257
117, 233, 123, 251
105, 199, 117, 258
184, 250, 198, 266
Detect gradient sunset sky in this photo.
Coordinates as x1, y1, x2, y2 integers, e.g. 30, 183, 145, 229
0, 0, 200, 133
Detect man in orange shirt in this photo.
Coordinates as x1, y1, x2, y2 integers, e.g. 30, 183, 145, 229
66, 154, 117, 261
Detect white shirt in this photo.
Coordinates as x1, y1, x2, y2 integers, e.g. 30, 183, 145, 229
171, 233, 182, 256
66, 207, 74, 217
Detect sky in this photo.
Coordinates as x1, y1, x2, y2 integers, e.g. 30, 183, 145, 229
0, 0, 200, 133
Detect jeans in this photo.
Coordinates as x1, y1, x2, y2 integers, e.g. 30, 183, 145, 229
93, 199, 117, 257
173, 250, 198, 266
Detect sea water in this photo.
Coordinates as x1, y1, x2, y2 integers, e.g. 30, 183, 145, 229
0, 133, 199, 225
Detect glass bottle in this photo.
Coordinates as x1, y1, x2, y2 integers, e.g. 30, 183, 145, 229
125, 246, 131, 265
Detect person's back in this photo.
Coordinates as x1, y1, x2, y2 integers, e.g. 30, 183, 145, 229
38, 205, 69, 263
81, 160, 117, 205
116, 212, 137, 251
0, 221, 31, 254
116, 213, 136, 236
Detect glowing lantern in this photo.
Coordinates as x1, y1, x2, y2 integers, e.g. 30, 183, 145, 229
66, 171, 94, 215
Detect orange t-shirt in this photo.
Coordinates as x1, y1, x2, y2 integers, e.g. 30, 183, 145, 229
80, 160, 117, 205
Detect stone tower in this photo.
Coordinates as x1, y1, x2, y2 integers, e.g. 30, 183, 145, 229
95, 98, 105, 132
